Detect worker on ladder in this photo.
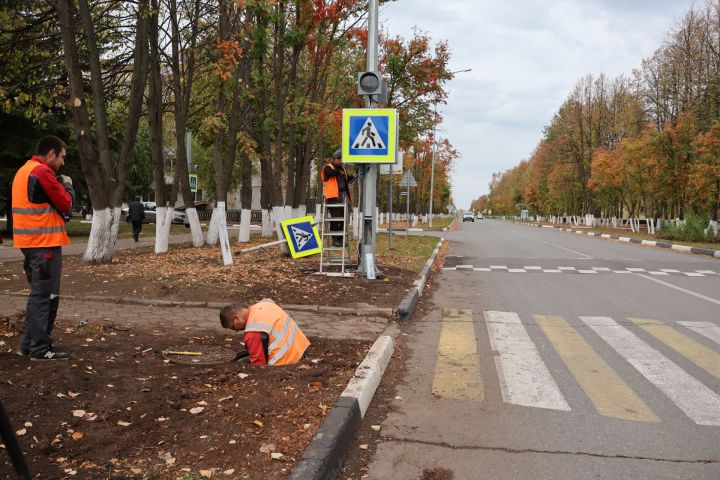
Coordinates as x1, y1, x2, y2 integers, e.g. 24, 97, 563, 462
321, 149, 356, 246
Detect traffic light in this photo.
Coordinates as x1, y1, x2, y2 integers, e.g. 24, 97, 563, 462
357, 71, 383, 96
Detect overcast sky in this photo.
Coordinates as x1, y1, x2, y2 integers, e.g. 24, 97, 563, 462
380, 0, 697, 209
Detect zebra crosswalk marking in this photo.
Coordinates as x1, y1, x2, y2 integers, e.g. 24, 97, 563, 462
630, 318, 720, 381
678, 321, 720, 346
535, 315, 658, 422
580, 316, 720, 426
432, 309, 484, 401
485, 311, 570, 411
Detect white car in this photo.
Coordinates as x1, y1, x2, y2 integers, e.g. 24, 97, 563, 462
462, 212, 475, 222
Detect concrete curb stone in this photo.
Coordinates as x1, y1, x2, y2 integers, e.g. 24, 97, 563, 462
288, 335, 394, 480
396, 237, 445, 320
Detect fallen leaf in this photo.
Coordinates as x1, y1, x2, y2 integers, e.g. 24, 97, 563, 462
199, 470, 213, 478
72, 410, 86, 418
71, 432, 84, 440
24, 422, 32, 428
253, 419, 263, 427
270, 452, 284, 460
359, 444, 369, 450
370, 425, 381, 432
64, 468, 77, 476
298, 364, 311, 370
158, 452, 175, 465
259, 443, 276, 454
237, 373, 249, 379
117, 421, 131, 427
15, 428, 26, 436
197, 400, 208, 406
157, 417, 169, 422
218, 396, 233, 402
223, 469, 235, 475
130, 468, 142, 474
189, 407, 205, 415
303, 423, 311, 430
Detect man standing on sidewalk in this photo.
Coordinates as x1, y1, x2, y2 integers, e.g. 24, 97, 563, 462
128, 196, 145, 242
12, 136, 74, 360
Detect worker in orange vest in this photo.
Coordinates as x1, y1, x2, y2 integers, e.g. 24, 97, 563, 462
219, 300, 310, 366
11, 136, 74, 360
321, 149, 356, 246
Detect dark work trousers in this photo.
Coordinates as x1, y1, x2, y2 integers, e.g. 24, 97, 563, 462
131, 220, 143, 242
20, 247, 62, 357
327, 197, 347, 246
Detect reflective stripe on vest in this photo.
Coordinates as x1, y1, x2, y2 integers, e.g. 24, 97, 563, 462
11, 159, 70, 249
269, 321, 299, 365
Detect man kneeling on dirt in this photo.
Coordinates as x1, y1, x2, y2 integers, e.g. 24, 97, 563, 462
219, 300, 309, 366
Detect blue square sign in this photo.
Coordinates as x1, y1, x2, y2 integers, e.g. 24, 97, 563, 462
280, 216, 322, 259
342, 108, 397, 163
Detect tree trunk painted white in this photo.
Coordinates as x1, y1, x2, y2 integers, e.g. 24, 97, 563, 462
299, 205, 306, 217
273, 205, 289, 255
205, 208, 221, 246
412, 215, 418, 227
238, 208, 251, 243
185, 208, 204, 247
710, 220, 718, 237
261, 209, 273, 237
155, 207, 174, 254
291, 207, 301, 219
154, 206, 168, 253
83, 207, 121, 263
314, 204, 321, 223
215, 202, 233, 265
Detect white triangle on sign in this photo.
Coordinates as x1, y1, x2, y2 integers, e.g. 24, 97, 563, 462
352, 118, 386, 150
290, 225, 313, 250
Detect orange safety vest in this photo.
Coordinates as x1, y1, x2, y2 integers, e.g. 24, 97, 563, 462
245, 302, 310, 366
321, 163, 349, 200
11, 159, 71, 248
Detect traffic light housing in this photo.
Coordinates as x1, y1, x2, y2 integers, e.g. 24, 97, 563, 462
357, 71, 383, 96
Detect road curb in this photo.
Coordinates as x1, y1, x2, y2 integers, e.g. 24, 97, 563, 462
0, 292, 396, 318
502, 220, 720, 259
288, 334, 394, 480
396, 237, 445, 320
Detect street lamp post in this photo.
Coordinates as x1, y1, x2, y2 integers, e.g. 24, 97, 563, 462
429, 68, 471, 228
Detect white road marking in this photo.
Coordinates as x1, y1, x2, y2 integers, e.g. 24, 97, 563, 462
473, 267, 491, 272
523, 266, 543, 270
592, 267, 611, 271
558, 267, 576, 271
485, 311, 570, 411
578, 270, 598, 274
581, 316, 720, 426
542, 269, 562, 273
614, 270, 632, 274
649, 271, 669, 276
626, 268, 646, 272
678, 321, 720, 346
490, 266, 508, 270
695, 270, 717, 275
508, 269, 527, 273
660, 269, 681, 273
636, 274, 720, 306
684, 272, 705, 277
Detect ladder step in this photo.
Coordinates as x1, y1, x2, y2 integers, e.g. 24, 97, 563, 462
323, 232, 346, 236
323, 219, 346, 222
323, 246, 347, 251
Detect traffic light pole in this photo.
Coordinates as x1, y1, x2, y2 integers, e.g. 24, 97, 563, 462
357, 0, 380, 279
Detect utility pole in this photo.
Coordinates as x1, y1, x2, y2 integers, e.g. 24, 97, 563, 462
357, 0, 380, 279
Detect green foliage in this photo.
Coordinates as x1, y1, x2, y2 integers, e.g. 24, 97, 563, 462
659, 214, 715, 243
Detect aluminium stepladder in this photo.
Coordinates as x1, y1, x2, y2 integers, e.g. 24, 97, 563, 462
318, 198, 355, 277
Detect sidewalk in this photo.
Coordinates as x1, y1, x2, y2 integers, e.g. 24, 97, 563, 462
3, 294, 393, 341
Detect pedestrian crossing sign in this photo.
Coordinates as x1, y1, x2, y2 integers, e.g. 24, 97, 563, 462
342, 108, 397, 163
280, 216, 322, 259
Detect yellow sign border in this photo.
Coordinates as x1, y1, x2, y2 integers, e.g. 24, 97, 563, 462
280, 215, 322, 259
342, 108, 397, 163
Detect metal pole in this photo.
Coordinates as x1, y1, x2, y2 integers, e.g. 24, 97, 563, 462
388, 164, 393, 249
429, 116, 437, 228
406, 181, 410, 234
358, 0, 380, 279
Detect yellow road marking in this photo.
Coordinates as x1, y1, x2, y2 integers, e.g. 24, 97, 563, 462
631, 318, 720, 380
536, 315, 658, 422
432, 309, 483, 401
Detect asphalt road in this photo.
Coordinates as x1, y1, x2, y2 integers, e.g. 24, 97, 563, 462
365, 219, 720, 479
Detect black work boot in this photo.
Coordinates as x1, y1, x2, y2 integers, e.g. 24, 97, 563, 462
31, 350, 72, 361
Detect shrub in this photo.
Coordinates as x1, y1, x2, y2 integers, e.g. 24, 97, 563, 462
659, 214, 716, 243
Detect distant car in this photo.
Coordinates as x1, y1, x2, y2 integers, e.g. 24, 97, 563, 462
463, 212, 475, 222
476, 213, 484, 220
122, 202, 159, 224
